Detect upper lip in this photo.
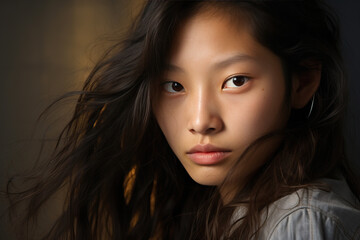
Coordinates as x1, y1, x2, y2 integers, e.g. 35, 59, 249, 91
187, 144, 231, 154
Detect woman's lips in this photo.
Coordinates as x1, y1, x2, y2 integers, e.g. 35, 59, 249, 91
186, 144, 231, 165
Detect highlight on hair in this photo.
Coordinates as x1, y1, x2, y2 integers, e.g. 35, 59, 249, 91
5, 1, 360, 239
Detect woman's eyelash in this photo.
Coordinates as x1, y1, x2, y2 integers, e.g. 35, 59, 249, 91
223, 75, 250, 89
162, 81, 184, 93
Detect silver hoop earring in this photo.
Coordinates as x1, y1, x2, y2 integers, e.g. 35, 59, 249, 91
307, 95, 315, 118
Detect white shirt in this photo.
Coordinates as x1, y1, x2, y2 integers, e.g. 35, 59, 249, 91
231, 177, 360, 239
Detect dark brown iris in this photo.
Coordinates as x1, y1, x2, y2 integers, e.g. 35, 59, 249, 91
232, 76, 247, 86
172, 82, 184, 92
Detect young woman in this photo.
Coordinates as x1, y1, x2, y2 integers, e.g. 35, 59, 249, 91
7, 0, 360, 239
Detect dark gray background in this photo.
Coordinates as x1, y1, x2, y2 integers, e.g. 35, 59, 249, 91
0, 1, 359, 239
330, 0, 360, 172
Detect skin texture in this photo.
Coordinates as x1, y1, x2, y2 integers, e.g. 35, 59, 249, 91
153, 10, 290, 186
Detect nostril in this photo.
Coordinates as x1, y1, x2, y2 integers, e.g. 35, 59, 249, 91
205, 127, 216, 134
189, 127, 215, 134
188, 116, 224, 135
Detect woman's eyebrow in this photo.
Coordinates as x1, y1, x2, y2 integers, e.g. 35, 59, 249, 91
165, 54, 259, 73
164, 64, 184, 73
212, 54, 259, 70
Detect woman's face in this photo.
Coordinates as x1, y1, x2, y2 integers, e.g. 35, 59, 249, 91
153, 10, 290, 186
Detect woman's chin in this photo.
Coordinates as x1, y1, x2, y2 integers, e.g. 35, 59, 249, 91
187, 167, 228, 186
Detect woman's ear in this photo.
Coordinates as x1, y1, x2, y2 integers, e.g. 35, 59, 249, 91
291, 62, 321, 109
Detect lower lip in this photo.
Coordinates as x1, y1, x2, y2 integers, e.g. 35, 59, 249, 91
187, 151, 231, 165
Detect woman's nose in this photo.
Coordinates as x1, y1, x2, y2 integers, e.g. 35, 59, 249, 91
187, 91, 224, 135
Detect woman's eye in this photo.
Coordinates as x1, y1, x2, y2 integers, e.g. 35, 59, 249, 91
223, 75, 250, 89
162, 81, 184, 93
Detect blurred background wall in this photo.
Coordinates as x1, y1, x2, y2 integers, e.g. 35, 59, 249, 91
0, 1, 142, 239
0, 1, 359, 239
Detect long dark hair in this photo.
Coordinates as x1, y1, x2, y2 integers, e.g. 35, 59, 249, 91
6, 0, 360, 239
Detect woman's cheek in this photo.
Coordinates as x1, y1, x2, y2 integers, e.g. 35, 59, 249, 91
225, 89, 284, 143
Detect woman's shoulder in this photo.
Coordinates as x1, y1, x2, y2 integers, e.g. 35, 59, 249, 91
259, 177, 360, 240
